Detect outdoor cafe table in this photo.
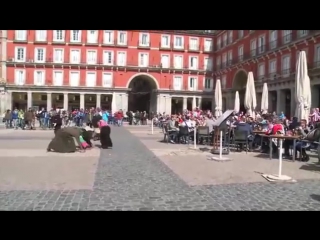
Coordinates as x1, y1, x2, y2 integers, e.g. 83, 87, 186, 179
263, 135, 301, 161
253, 130, 267, 147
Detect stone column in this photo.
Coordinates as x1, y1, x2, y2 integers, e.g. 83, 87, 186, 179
63, 93, 68, 110
166, 96, 172, 114
6, 91, 12, 111
27, 91, 32, 109
183, 97, 187, 110
80, 93, 85, 109
96, 94, 101, 108
197, 97, 202, 109
276, 90, 284, 114
192, 96, 196, 109
47, 92, 52, 110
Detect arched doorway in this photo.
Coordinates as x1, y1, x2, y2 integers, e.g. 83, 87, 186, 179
233, 70, 247, 112
127, 73, 158, 113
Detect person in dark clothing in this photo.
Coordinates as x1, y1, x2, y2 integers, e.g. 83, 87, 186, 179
51, 113, 62, 135
283, 117, 301, 158
235, 116, 253, 151
100, 126, 113, 149
289, 117, 299, 130
92, 114, 102, 141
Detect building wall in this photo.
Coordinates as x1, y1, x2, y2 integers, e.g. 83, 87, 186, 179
6, 30, 214, 90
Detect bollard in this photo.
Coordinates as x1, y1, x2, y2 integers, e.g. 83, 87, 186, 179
219, 131, 223, 159
151, 118, 154, 135
194, 126, 197, 149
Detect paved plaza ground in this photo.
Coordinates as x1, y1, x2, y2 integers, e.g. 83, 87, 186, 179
0, 125, 320, 210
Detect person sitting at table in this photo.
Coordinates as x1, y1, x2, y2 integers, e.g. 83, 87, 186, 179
283, 117, 300, 158
167, 115, 179, 143
235, 116, 254, 151
293, 119, 310, 161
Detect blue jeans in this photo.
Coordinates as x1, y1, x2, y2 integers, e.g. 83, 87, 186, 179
12, 119, 18, 129
117, 119, 123, 126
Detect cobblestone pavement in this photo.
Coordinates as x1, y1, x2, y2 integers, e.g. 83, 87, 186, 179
0, 127, 320, 210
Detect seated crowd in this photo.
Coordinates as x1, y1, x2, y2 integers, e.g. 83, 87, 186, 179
154, 108, 320, 162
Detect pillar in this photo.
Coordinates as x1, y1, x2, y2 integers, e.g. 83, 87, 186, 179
197, 97, 202, 109
192, 96, 196, 109
276, 90, 284, 114
63, 93, 68, 110
27, 91, 32, 109
96, 94, 101, 108
290, 87, 295, 118
6, 91, 12, 111
47, 92, 52, 110
183, 97, 187, 110
80, 93, 85, 109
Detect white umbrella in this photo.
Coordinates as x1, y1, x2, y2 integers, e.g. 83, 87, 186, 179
111, 92, 117, 113
295, 51, 311, 123
234, 91, 240, 113
214, 79, 223, 117
244, 73, 252, 116
261, 83, 268, 114
250, 72, 257, 119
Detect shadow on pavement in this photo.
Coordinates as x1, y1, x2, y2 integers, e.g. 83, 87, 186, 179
310, 194, 320, 202
300, 163, 320, 172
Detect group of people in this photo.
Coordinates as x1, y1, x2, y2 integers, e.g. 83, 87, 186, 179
47, 108, 114, 153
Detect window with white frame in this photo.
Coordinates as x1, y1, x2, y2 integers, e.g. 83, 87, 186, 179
34, 70, 45, 85
258, 63, 265, 78
299, 30, 308, 37
70, 30, 81, 42
15, 69, 25, 85
161, 35, 170, 48
139, 33, 150, 46
227, 51, 233, 65
250, 39, 256, 56
315, 46, 320, 66
70, 49, 80, 63
188, 76, 197, 90
117, 31, 127, 45
15, 47, 26, 62
282, 55, 291, 76
69, 71, 80, 86
204, 39, 212, 52
269, 30, 277, 49
103, 30, 114, 44
36, 30, 47, 41
283, 30, 292, 43
217, 37, 221, 49
103, 51, 114, 65
173, 36, 184, 49
139, 53, 149, 67
228, 30, 233, 44
117, 51, 126, 66
222, 53, 227, 67
216, 56, 221, 69
87, 30, 98, 43
35, 48, 45, 63
173, 76, 183, 90
269, 59, 277, 74
238, 30, 243, 39
189, 37, 199, 50
189, 56, 198, 70
87, 50, 97, 64
174, 55, 183, 69
258, 35, 265, 53
53, 30, 65, 42
204, 77, 213, 90
86, 72, 96, 87
53, 49, 64, 63
53, 71, 63, 86
222, 33, 227, 46
15, 30, 27, 41
102, 72, 113, 88
161, 54, 170, 68
204, 57, 213, 71
221, 75, 226, 89
238, 45, 243, 61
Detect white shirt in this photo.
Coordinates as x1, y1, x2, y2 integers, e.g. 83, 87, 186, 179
181, 120, 193, 128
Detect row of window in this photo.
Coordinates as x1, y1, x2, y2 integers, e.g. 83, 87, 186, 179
12, 47, 213, 70
216, 30, 309, 50
14, 69, 214, 91
14, 30, 213, 51
216, 44, 320, 70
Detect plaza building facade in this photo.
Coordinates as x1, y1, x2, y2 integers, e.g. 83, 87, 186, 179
214, 30, 320, 117
0, 30, 215, 113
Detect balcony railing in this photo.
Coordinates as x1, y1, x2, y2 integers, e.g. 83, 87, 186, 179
138, 41, 150, 48
188, 44, 200, 52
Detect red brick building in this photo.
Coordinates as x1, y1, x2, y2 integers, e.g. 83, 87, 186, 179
0, 30, 215, 113
213, 30, 320, 117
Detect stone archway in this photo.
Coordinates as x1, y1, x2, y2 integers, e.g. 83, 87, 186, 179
127, 73, 158, 113
232, 69, 247, 112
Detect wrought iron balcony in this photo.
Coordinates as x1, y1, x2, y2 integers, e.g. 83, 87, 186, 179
188, 44, 200, 52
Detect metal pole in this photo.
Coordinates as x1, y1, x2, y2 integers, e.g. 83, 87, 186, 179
151, 118, 154, 135
194, 126, 197, 149
219, 131, 223, 159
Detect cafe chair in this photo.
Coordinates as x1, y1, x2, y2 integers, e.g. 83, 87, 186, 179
163, 125, 177, 144
179, 126, 190, 144
197, 126, 210, 145
233, 130, 249, 154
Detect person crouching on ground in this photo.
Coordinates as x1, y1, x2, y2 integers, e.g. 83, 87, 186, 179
98, 118, 113, 149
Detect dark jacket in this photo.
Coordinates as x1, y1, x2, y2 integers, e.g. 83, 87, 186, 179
236, 122, 253, 135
